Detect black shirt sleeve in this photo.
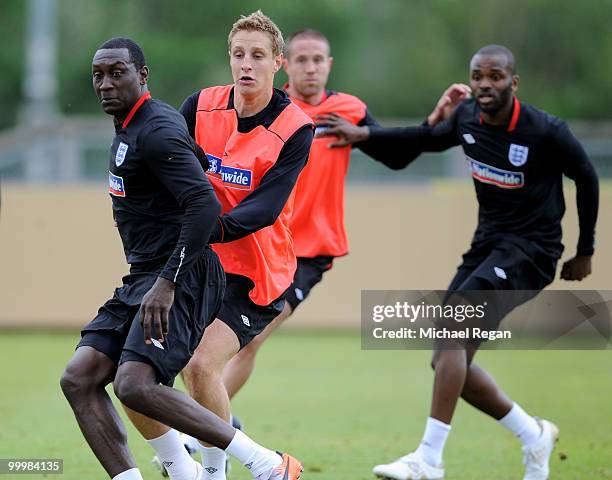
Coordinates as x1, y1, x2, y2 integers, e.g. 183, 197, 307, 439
179, 91, 200, 139
553, 121, 599, 256
139, 124, 221, 283
359, 107, 461, 170
209, 125, 314, 243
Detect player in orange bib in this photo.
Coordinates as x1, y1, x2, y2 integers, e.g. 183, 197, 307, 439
124, 12, 313, 480
221, 28, 470, 402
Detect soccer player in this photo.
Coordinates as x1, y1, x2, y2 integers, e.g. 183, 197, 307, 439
221, 28, 472, 400
123, 12, 313, 480
318, 44, 599, 480
60, 37, 303, 480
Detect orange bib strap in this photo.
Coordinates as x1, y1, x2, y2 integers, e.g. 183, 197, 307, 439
196, 85, 233, 111
269, 102, 314, 142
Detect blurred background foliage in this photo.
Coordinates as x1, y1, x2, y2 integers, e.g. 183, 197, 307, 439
2, 0, 612, 131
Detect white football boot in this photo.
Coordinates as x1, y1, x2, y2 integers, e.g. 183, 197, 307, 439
373, 452, 444, 479
522, 418, 559, 480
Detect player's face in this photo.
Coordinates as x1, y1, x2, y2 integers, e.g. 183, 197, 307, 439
470, 54, 518, 115
92, 48, 147, 116
283, 37, 333, 98
229, 30, 282, 100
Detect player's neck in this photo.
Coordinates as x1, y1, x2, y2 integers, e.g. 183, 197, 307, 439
113, 87, 149, 127
481, 99, 514, 126
288, 85, 325, 106
234, 88, 273, 118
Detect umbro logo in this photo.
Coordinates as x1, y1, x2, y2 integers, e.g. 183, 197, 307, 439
241, 315, 250, 327
151, 338, 165, 350
494, 266, 507, 279
205, 467, 218, 474
162, 461, 173, 468
463, 133, 476, 144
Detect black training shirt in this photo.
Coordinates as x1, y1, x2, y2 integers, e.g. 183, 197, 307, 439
180, 88, 314, 243
367, 98, 599, 257
108, 94, 220, 284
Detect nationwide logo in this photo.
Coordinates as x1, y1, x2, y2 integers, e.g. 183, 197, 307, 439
108, 171, 126, 197
205, 153, 253, 191
467, 157, 524, 189
220, 167, 253, 190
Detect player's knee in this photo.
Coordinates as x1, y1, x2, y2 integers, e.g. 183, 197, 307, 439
431, 348, 446, 370
60, 362, 94, 399
431, 343, 466, 371
184, 352, 220, 387
59, 366, 79, 399
113, 372, 146, 409
430, 351, 440, 371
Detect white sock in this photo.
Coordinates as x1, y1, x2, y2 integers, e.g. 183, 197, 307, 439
415, 417, 451, 467
225, 430, 281, 478
200, 446, 227, 479
147, 429, 198, 480
112, 468, 144, 480
498, 403, 541, 447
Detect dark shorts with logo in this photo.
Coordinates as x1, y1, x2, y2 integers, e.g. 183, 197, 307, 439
77, 248, 225, 386
216, 274, 287, 350
285, 256, 334, 311
438, 236, 558, 341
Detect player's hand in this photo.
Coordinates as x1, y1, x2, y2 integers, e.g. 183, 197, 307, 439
315, 112, 369, 148
427, 83, 471, 126
139, 277, 175, 344
560, 255, 592, 281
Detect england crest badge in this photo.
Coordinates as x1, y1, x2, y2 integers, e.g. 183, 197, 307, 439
508, 143, 529, 167
115, 142, 129, 167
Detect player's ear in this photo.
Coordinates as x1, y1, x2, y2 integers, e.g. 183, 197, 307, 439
511, 74, 519, 94
328, 56, 334, 70
139, 65, 149, 85
273, 53, 283, 73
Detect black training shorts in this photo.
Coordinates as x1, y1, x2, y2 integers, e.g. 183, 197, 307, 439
440, 235, 558, 337
285, 256, 334, 311
77, 247, 225, 386
216, 274, 286, 350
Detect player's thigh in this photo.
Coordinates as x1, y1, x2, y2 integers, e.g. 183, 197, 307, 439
121, 249, 225, 387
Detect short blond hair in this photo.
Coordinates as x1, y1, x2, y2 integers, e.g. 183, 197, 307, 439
228, 10, 284, 56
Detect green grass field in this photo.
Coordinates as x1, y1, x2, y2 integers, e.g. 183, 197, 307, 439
0, 330, 611, 479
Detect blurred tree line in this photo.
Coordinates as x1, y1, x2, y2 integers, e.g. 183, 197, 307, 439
1, 0, 612, 130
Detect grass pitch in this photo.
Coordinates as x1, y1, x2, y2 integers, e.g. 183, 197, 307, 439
0, 330, 610, 479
